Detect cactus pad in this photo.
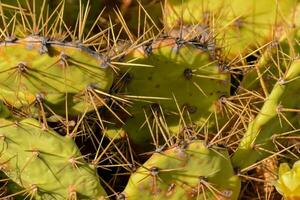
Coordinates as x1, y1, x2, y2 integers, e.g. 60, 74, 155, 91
120, 140, 240, 200
105, 37, 231, 147
164, 0, 298, 58
0, 36, 113, 116
0, 118, 107, 199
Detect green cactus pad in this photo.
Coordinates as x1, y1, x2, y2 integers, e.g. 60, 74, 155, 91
0, 36, 113, 116
164, 0, 298, 58
120, 140, 240, 200
105, 37, 230, 147
0, 118, 107, 199
232, 19, 300, 169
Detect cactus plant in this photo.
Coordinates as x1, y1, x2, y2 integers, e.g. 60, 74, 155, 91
232, 9, 300, 169
104, 36, 231, 148
0, 117, 107, 199
0, 1, 114, 117
119, 140, 240, 200
0, 36, 113, 116
164, 0, 298, 59
0, 0, 299, 199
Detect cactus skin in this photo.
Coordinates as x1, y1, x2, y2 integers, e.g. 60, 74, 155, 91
275, 161, 300, 200
120, 140, 240, 200
0, 118, 106, 199
0, 36, 113, 116
232, 58, 300, 169
164, 0, 298, 58
105, 37, 231, 147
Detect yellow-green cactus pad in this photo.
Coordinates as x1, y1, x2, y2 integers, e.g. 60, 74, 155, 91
164, 0, 298, 58
0, 36, 113, 116
105, 37, 230, 147
0, 118, 107, 199
120, 140, 240, 200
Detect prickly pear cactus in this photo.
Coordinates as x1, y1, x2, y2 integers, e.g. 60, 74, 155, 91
232, 13, 300, 169
119, 140, 240, 200
164, 0, 298, 58
105, 37, 231, 147
0, 0, 300, 199
0, 36, 113, 116
0, 118, 107, 199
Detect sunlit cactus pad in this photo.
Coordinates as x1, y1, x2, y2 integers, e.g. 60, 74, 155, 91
105, 37, 231, 146
120, 140, 240, 200
0, 0, 299, 199
164, 0, 299, 57
0, 118, 106, 199
0, 36, 113, 116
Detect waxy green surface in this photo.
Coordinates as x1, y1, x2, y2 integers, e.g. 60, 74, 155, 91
0, 118, 107, 199
0, 37, 113, 116
121, 140, 240, 200
105, 38, 230, 147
